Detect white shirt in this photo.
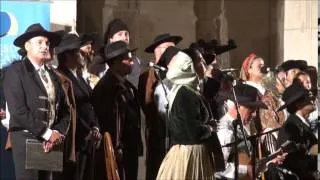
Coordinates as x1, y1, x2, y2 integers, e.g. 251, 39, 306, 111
215, 113, 248, 179
154, 81, 170, 120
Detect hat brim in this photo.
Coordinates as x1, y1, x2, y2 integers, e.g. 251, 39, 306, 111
239, 101, 268, 109
277, 91, 307, 112
145, 36, 182, 53
80, 32, 98, 47
221, 91, 268, 109
14, 31, 60, 48
55, 41, 81, 54
102, 48, 137, 64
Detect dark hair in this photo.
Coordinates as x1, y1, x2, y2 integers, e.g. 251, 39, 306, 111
57, 49, 78, 68
292, 71, 309, 87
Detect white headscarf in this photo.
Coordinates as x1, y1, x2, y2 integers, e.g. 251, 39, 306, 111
166, 51, 200, 112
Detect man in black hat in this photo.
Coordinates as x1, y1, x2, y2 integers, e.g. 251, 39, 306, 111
278, 59, 308, 88
3, 23, 70, 180
275, 82, 317, 180
78, 32, 100, 89
91, 41, 143, 180
91, 18, 141, 88
56, 33, 101, 180
138, 33, 182, 180
215, 83, 285, 180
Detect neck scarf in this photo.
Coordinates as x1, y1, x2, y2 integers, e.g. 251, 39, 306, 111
166, 52, 200, 112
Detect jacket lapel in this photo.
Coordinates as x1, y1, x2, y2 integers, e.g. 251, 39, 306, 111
24, 58, 47, 95
65, 70, 91, 96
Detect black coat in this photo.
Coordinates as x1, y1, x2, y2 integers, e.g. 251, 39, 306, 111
91, 70, 143, 180
58, 68, 99, 150
276, 114, 317, 180
4, 58, 70, 136
3, 58, 70, 179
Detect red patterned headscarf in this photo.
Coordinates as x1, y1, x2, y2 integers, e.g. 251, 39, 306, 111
240, 53, 257, 80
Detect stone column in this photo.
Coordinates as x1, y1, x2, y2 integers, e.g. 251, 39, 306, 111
194, 0, 231, 68
283, 0, 318, 68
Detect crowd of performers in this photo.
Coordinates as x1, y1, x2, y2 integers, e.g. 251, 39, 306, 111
0, 18, 318, 180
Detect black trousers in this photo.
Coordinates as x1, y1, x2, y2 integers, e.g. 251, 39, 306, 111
11, 131, 52, 180
146, 136, 166, 180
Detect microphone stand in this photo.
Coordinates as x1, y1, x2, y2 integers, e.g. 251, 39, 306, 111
230, 80, 251, 180
153, 68, 170, 153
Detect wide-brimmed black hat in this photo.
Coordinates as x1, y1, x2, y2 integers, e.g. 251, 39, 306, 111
191, 39, 237, 65
79, 32, 98, 47
55, 33, 81, 54
14, 23, 60, 48
278, 82, 313, 112
279, 60, 308, 72
145, 33, 182, 53
224, 83, 267, 109
158, 46, 181, 67
104, 41, 137, 62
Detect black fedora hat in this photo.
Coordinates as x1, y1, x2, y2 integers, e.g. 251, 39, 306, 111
279, 60, 308, 72
224, 83, 267, 109
14, 23, 60, 48
104, 41, 137, 62
145, 33, 182, 53
278, 82, 313, 112
55, 33, 81, 54
79, 32, 98, 47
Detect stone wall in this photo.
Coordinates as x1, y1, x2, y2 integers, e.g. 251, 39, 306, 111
76, 0, 317, 68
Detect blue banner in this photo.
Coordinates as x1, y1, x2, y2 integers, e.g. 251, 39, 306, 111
0, 1, 50, 68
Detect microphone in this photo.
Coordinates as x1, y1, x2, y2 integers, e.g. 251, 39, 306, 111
261, 66, 277, 74
149, 62, 167, 71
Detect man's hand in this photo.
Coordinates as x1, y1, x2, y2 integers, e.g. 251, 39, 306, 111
43, 141, 53, 153
86, 128, 102, 142
309, 144, 318, 156
0, 109, 5, 120
48, 130, 63, 145
271, 152, 288, 165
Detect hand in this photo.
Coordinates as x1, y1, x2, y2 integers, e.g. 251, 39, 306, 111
0, 109, 5, 120
207, 119, 218, 131
91, 127, 102, 142
115, 148, 123, 161
86, 128, 102, 142
43, 141, 54, 153
271, 152, 287, 165
49, 130, 63, 145
309, 144, 318, 156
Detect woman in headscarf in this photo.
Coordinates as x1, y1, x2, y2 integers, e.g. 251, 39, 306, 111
156, 51, 216, 180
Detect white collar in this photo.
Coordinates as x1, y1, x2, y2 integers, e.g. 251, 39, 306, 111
245, 81, 266, 95
69, 68, 77, 78
30, 60, 45, 71
295, 113, 310, 127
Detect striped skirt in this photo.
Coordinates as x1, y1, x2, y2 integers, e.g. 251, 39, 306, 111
156, 144, 215, 180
